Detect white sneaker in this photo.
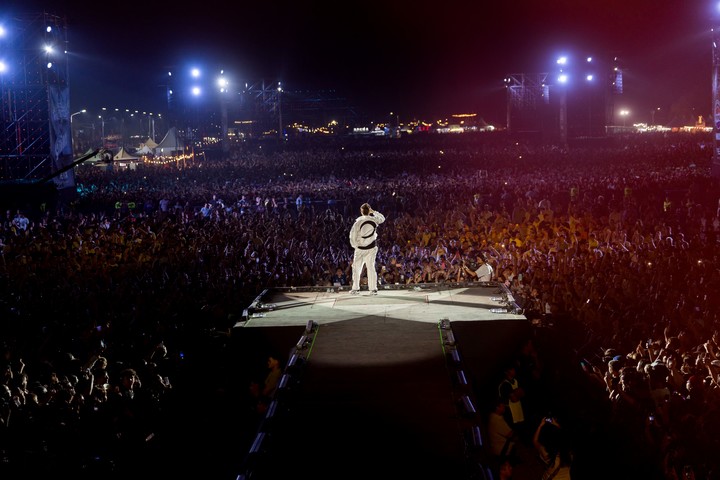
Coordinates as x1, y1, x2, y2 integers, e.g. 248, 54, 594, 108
349, 290, 360, 295
371, 290, 378, 295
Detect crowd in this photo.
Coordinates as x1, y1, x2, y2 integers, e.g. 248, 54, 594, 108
0, 131, 719, 479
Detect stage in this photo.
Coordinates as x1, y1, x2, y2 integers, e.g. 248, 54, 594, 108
230, 283, 532, 480
235, 282, 526, 328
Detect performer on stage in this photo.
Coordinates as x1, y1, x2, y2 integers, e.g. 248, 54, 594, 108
349, 203, 385, 295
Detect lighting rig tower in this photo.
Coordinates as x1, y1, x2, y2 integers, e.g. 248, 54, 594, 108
713, 18, 720, 177
242, 79, 283, 137
504, 73, 550, 137
0, 13, 74, 192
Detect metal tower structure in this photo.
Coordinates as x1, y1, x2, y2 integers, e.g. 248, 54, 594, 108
713, 26, 720, 178
236, 81, 357, 138
0, 12, 73, 191
504, 73, 549, 135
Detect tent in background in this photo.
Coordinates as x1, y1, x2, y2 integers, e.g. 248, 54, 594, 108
155, 127, 183, 155
137, 137, 159, 154
114, 147, 139, 162
113, 147, 141, 170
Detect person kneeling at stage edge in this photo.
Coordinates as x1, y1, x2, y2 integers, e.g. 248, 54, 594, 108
462, 251, 494, 282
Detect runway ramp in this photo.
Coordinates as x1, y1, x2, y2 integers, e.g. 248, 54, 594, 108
233, 283, 530, 479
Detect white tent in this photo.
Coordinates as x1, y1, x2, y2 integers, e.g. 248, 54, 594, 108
154, 127, 183, 155
137, 137, 159, 154
114, 147, 139, 162
136, 144, 154, 155
144, 137, 159, 149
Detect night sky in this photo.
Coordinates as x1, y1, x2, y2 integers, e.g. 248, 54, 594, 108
3, 0, 716, 124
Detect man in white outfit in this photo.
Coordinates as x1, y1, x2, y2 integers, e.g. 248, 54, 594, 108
349, 203, 385, 295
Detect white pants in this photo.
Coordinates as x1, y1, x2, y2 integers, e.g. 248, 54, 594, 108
351, 246, 379, 291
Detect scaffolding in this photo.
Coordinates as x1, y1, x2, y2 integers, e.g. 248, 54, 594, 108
234, 81, 357, 138
504, 73, 549, 135
0, 12, 71, 184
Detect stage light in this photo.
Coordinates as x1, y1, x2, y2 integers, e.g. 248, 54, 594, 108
287, 353, 299, 367
264, 399, 278, 420
456, 370, 468, 386
449, 349, 461, 364
248, 432, 266, 454
278, 373, 291, 389
305, 320, 316, 333
465, 425, 483, 448
445, 330, 456, 346
460, 395, 476, 415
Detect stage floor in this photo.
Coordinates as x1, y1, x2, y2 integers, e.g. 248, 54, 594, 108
230, 283, 532, 479
235, 283, 527, 328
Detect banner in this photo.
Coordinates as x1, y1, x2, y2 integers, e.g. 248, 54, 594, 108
47, 84, 76, 190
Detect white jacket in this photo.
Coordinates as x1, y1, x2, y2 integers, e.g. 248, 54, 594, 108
349, 211, 385, 249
